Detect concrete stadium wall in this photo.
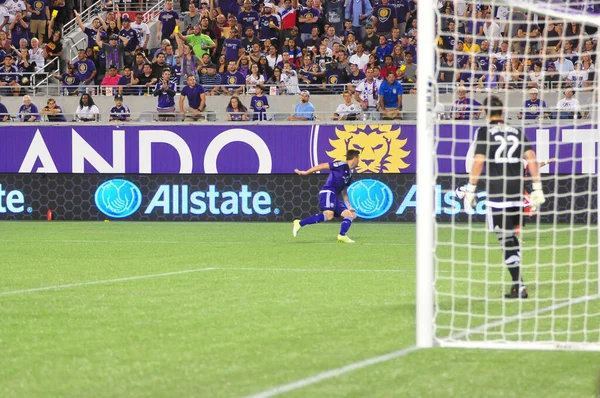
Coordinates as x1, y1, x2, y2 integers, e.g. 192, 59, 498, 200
0, 91, 594, 120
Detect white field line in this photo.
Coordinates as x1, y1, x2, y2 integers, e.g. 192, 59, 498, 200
0, 267, 217, 296
241, 345, 420, 398
242, 294, 600, 398
446, 293, 600, 341
1, 239, 415, 247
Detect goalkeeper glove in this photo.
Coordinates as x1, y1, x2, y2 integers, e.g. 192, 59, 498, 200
529, 182, 545, 212
464, 183, 477, 213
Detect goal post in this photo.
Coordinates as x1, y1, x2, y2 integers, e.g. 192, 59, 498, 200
416, 0, 600, 351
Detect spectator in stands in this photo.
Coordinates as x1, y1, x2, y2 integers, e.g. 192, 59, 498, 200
17, 95, 39, 122
345, 0, 372, 41
288, 89, 314, 120
137, 62, 158, 90
27, 0, 49, 42
177, 43, 199, 86
527, 61, 544, 89
9, 12, 29, 48
132, 52, 146, 77
556, 87, 582, 119
451, 86, 481, 120
281, 61, 300, 94
41, 97, 66, 122
179, 74, 206, 121
567, 61, 590, 89
517, 88, 548, 120
226, 95, 248, 121
74, 11, 106, 48
378, 71, 403, 120
72, 48, 97, 90
117, 66, 139, 96
109, 94, 131, 122
152, 52, 171, 78
101, 65, 121, 89
333, 90, 360, 121
349, 43, 369, 71
0, 54, 20, 96
373, 0, 396, 37
131, 13, 150, 53
220, 60, 245, 95
0, 96, 9, 121
181, 2, 200, 32
222, 27, 242, 63
554, 53, 574, 80
119, 14, 140, 67
177, 24, 216, 59
199, 62, 222, 95
75, 93, 100, 122
355, 67, 381, 119
152, 39, 171, 60
97, 32, 128, 72
544, 62, 560, 90
154, 68, 176, 121
45, 17, 62, 71
298, 0, 319, 42
157, 0, 180, 44
362, 23, 378, 53
246, 63, 264, 93
250, 84, 269, 121
51, 64, 80, 95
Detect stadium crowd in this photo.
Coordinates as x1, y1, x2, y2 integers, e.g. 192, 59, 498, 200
0, 0, 597, 120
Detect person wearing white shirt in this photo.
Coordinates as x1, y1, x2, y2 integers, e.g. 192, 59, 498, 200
556, 87, 581, 119
131, 13, 151, 51
28, 38, 45, 71
483, 11, 502, 52
75, 93, 101, 121
566, 61, 589, 89
280, 62, 300, 94
333, 90, 361, 120
348, 43, 370, 71
354, 67, 381, 119
554, 55, 574, 79
0, 4, 9, 32
4, 0, 26, 24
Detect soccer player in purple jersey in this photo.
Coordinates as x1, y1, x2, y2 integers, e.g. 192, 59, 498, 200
292, 149, 360, 243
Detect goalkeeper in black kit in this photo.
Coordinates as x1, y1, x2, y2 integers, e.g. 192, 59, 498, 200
464, 96, 545, 299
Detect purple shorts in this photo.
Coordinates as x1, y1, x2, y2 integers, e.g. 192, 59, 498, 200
319, 190, 348, 217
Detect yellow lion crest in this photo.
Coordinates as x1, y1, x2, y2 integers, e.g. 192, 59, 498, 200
327, 125, 410, 173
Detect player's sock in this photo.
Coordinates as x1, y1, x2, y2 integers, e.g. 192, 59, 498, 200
496, 231, 523, 283
300, 214, 327, 227
339, 218, 352, 236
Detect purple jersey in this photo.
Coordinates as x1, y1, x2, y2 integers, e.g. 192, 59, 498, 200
322, 161, 353, 194
159, 10, 179, 36
223, 38, 242, 62
523, 98, 546, 119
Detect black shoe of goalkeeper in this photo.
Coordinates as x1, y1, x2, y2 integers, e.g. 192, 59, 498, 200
505, 285, 528, 299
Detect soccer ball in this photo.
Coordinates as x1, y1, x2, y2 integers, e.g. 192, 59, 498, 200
455, 185, 467, 200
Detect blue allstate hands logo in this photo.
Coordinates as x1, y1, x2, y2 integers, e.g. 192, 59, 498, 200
95, 179, 142, 219
347, 179, 394, 219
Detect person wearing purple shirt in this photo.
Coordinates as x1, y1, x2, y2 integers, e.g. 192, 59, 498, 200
223, 32, 242, 63
239, 0, 260, 32
250, 84, 269, 120
292, 150, 361, 243
179, 75, 207, 121
250, 0, 263, 12
517, 88, 548, 120
10, 12, 29, 47
452, 87, 482, 120
258, 3, 280, 42
18, 95, 40, 122
75, 10, 106, 48
72, 49, 97, 87
220, 60, 245, 94
157, 0, 180, 42
373, 0, 396, 35
298, 0, 320, 41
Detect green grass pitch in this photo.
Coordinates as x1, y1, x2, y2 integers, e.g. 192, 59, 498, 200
1, 221, 599, 397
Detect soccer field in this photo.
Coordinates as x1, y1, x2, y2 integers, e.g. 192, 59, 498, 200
1, 222, 599, 398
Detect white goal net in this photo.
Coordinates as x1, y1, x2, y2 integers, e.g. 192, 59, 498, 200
417, 0, 600, 351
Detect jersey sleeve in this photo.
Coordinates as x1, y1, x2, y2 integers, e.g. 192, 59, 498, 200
329, 161, 345, 171
473, 127, 488, 156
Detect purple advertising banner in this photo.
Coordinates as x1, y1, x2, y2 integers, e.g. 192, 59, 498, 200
0, 124, 596, 174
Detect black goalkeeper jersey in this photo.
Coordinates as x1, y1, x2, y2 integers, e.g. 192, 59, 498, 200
474, 120, 533, 208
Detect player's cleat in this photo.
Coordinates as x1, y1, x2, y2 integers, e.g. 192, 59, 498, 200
292, 220, 301, 237
337, 234, 355, 243
504, 285, 528, 299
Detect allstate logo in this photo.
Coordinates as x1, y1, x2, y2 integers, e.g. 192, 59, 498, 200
347, 179, 394, 219
95, 179, 142, 219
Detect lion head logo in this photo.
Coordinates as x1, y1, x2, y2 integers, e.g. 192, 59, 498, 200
327, 125, 410, 173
